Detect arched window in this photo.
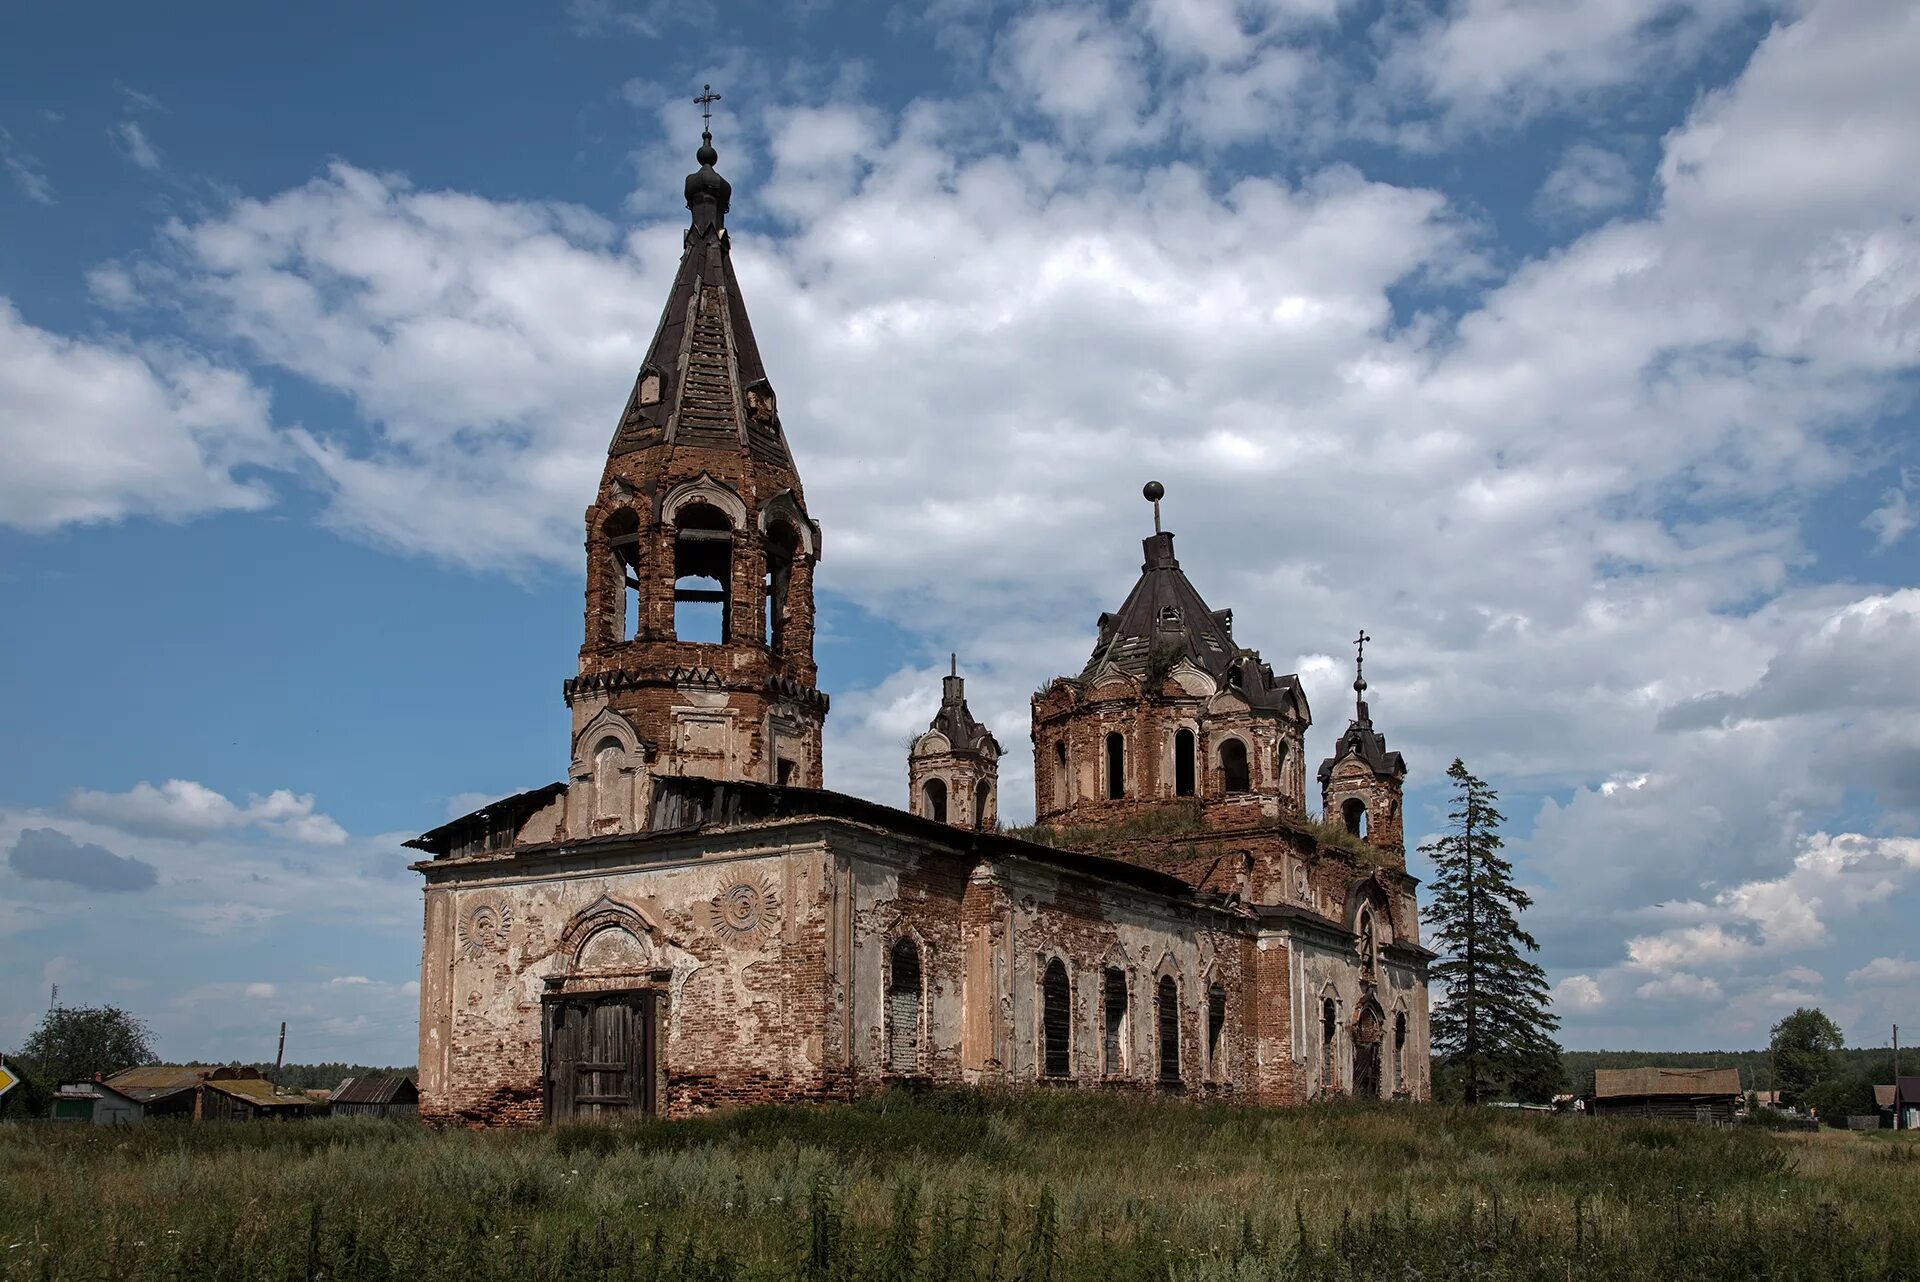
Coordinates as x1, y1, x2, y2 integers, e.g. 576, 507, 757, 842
592, 739, 624, 821
1156, 975, 1180, 1084
1102, 968, 1128, 1076
1219, 738, 1250, 794
1321, 997, 1339, 1092
602, 509, 641, 642
1174, 728, 1196, 797
673, 502, 733, 643
1206, 984, 1226, 1080
973, 779, 991, 829
764, 521, 800, 651
1342, 798, 1367, 837
1275, 739, 1290, 794
1106, 732, 1126, 800
1052, 741, 1068, 809
923, 778, 947, 824
887, 937, 923, 1072
1041, 959, 1071, 1078
1359, 910, 1378, 976
1393, 1009, 1408, 1093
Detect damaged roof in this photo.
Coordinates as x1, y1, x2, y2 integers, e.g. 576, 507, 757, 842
1080, 531, 1304, 715
406, 782, 566, 855
920, 661, 1001, 758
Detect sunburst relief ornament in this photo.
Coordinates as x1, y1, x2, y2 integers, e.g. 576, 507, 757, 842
704, 875, 780, 941
457, 902, 513, 960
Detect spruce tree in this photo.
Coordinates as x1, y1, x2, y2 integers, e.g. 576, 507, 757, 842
1422, 759, 1561, 1103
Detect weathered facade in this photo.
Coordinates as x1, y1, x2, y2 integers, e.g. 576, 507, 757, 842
411, 128, 1431, 1126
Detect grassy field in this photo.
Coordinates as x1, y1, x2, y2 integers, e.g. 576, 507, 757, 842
2, 1090, 1915, 1281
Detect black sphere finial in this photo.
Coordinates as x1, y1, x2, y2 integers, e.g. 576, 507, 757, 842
697, 131, 719, 167
1143, 480, 1164, 502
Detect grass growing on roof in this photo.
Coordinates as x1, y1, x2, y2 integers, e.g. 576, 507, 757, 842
1, 1088, 1914, 1280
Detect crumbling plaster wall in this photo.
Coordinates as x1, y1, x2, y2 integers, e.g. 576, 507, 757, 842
419, 829, 840, 1126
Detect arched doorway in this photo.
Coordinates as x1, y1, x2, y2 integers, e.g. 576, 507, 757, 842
1351, 1000, 1384, 1100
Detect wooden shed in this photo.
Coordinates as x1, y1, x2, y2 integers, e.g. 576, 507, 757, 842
1589, 1067, 1742, 1123
329, 1073, 419, 1118
102, 1064, 312, 1121
51, 1080, 144, 1124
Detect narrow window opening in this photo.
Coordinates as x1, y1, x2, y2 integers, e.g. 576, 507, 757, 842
672, 502, 732, 643
973, 779, 991, 829
1342, 798, 1367, 837
1207, 984, 1226, 1080
1321, 997, 1338, 1092
1053, 741, 1068, 809
1106, 732, 1126, 800
1393, 1010, 1408, 1093
602, 509, 641, 643
1174, 728, 1196, 797
776, 757, 796, 787
1220, 738, 1250, 794
1156, 975, 1180, 1085
1102, 968, 1127, 1076
1042, 959, 1071, 1078
1359, 910, 1378, 976
887, 938, 923, 1072
923, 778, 947, 824
764, 522, 799, 653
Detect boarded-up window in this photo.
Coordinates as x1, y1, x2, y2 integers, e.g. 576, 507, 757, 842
1106, 732, 1126, 799
1174, 728, 1196, 796
1041, 959, 1071, 1077
1156, 975, 1180, 1084
887, 937, 923, 1072
1102, 968, 1127, 1075
1220, 738, 1250, 793
1206, 984, 1226, 1079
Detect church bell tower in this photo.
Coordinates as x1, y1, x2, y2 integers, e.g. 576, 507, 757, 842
562, 110, 826, 836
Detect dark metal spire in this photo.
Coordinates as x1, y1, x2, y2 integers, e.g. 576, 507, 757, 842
1353, 629, 1371, 722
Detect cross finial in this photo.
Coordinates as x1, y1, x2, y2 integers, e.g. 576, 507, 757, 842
1353, 629, 1371, 694
694, 84, 722, 129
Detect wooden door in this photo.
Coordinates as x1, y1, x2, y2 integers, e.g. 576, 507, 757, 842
543, 992, 655, 1121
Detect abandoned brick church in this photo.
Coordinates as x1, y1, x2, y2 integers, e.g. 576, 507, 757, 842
407, 127, 1432, 1125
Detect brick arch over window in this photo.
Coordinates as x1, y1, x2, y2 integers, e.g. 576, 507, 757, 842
558, 896, 667, 976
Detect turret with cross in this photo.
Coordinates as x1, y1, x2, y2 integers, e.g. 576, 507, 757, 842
1316, 626, 1407, 859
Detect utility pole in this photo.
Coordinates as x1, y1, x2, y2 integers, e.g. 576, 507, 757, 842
1896, 1024, 1902, 1130
274, 1021, 287, 1091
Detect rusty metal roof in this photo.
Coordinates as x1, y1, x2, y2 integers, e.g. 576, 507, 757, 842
1592, 1067, 1742, 1099
203, 1077, 309, 1108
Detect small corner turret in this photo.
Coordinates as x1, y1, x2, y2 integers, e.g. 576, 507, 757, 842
1316, 630, 1407, 860
909, 656, 1002, 830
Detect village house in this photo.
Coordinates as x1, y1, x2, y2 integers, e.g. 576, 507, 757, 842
85, 1065, 314, 1122
408, 124, 1433, 1125
1588, 1067, 1744, 1123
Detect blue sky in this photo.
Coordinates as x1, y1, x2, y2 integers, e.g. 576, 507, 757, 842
2, 0, 1916, 1067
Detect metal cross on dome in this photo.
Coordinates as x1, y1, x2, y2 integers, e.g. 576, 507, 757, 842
1354, 629, 1371, 686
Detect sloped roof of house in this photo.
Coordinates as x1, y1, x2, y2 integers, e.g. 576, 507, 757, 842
330, 1073, 418, 1106
203, 1077, 309, 1109
1592, 1067, 1742, 1099
1875, 1084, 1897, 1108
103, 1064, 261, 1102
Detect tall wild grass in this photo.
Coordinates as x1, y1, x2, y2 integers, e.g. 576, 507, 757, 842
2, 1089, 1914, 1280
